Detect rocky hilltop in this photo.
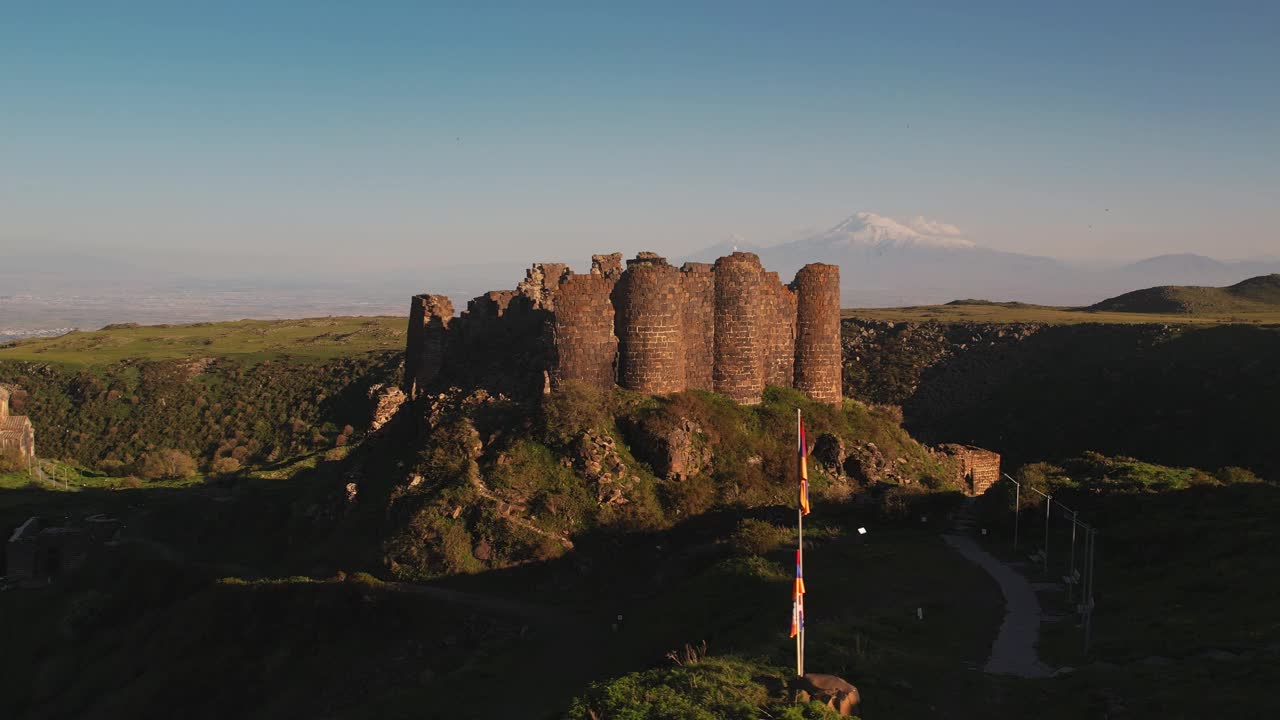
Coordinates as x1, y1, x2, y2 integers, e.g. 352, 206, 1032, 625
843, 317, 1280, 477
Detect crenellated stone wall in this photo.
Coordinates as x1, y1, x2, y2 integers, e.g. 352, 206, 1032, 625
403, 251, 843, 406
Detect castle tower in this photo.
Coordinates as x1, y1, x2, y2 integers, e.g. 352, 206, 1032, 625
713, 252, 767, 404
403, 294, 453, 398
0, 385, 8, 419
550, 273, 619, 390
792, 263, 843, 406
614, 253, 686, 395
680, 263, 716, 391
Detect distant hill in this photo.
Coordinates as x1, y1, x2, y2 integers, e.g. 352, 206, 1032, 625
1090, 274, 1280, 314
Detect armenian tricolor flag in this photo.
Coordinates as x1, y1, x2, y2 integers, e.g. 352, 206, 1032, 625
798, 419, 811, 516
790, 548, 806, 638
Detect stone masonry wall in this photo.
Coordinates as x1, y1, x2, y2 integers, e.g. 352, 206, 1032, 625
550, 273, 619, 389
939, 444, 1001, 496
403, 294, 453, 397
763, 272, 798, 389
403, 252, 843, 406
712, 253, 767, 404
793, 263, 843, 406
680, 263, 716, 391
614, 254, 687, 395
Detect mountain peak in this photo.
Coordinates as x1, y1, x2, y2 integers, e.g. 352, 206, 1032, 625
811, 211, 976, 250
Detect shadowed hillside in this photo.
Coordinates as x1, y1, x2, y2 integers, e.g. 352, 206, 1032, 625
1089, 274, 1280, 314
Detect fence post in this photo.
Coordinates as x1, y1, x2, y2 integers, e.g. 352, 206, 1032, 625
1043, 495, 1052, 574
1068, 511, 1078, 602
1013, 481, 1020, 549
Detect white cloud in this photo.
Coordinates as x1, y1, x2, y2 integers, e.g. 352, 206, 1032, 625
905, 216, 965, 238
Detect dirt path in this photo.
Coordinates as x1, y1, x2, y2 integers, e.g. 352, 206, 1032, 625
942, 532, 1055, 678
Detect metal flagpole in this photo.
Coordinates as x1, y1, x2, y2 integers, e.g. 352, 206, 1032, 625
796, 408, 805, 677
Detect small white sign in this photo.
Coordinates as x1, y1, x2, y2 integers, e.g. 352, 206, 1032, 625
857, 527, 867, 535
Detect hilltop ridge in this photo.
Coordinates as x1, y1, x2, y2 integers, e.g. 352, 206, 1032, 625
1089, 274, 1280, 314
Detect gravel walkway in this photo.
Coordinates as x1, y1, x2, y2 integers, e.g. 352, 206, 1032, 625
943, 533, 1055, 678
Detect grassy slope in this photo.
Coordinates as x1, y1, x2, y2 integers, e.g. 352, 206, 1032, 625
0, 316, 405, 366
1089, 274, 1280, 315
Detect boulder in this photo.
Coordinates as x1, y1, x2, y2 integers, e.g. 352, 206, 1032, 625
792, 673, 861, 717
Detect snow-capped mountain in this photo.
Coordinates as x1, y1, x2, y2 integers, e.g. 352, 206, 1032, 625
684, 211, 1280, 307
797, 211, 976, 251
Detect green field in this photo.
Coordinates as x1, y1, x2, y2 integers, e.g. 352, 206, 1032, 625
0, 316, 407, 366
843, 301, 1280, 325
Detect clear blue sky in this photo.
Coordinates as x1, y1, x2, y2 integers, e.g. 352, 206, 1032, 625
3, 0, 1277, 269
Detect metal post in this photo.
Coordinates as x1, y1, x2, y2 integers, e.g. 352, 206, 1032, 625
1068, 511, 1078, 602
1083, 528, 1096, 655
1043, 495, 1052, 574
1013, 480, 1021, 549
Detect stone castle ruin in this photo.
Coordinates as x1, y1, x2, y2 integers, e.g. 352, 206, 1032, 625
0, 386, 36, 464
403, 252, 842, 406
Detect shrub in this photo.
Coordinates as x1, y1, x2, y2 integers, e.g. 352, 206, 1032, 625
209, 456, 242, 475
729, 518, 790, 556
136, 449, 198, 480
0, 448, 24, 473
1216, 466, 1262, 485
541, 380, 610, 446
567, 656, 844, 720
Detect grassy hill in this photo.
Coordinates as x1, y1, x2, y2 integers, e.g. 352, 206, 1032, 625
0, 317, 405, 474
0, 316, 405, 366
1088, 273, 1280, 315
844, 275, 1280, 324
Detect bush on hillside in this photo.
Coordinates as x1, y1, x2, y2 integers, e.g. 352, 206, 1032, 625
729, 518, 791, 556
209, 456, 242, 475
567, 656, 844, 720
136, 449, 198, 480
541, 380, 611, 446
0, 448, 25, 473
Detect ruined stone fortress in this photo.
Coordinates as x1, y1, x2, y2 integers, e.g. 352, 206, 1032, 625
402, 251, 842, 406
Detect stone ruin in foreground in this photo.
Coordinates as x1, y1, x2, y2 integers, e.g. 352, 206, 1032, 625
402, 251, 842, 406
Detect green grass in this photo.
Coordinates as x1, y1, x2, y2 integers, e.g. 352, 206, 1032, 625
0, 316, 406, 366
0, 458, 204, 492
843, 302, 1280, 325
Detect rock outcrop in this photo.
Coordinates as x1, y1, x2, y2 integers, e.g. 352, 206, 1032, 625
792, 673, 861, 717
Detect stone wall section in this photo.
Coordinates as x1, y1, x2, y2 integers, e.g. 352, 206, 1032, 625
793, 263, 843, 406
679, 262, 716, 391
402, 251, 842, 406
763, 272, 798, 389
614, 254, 687, 395
516, 263, 571, 310
939, 444, 1001, 496
712, 252, 767, 404
403, 294, 454, 397
591, 253, 624, 280
550, 273, 619, 389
